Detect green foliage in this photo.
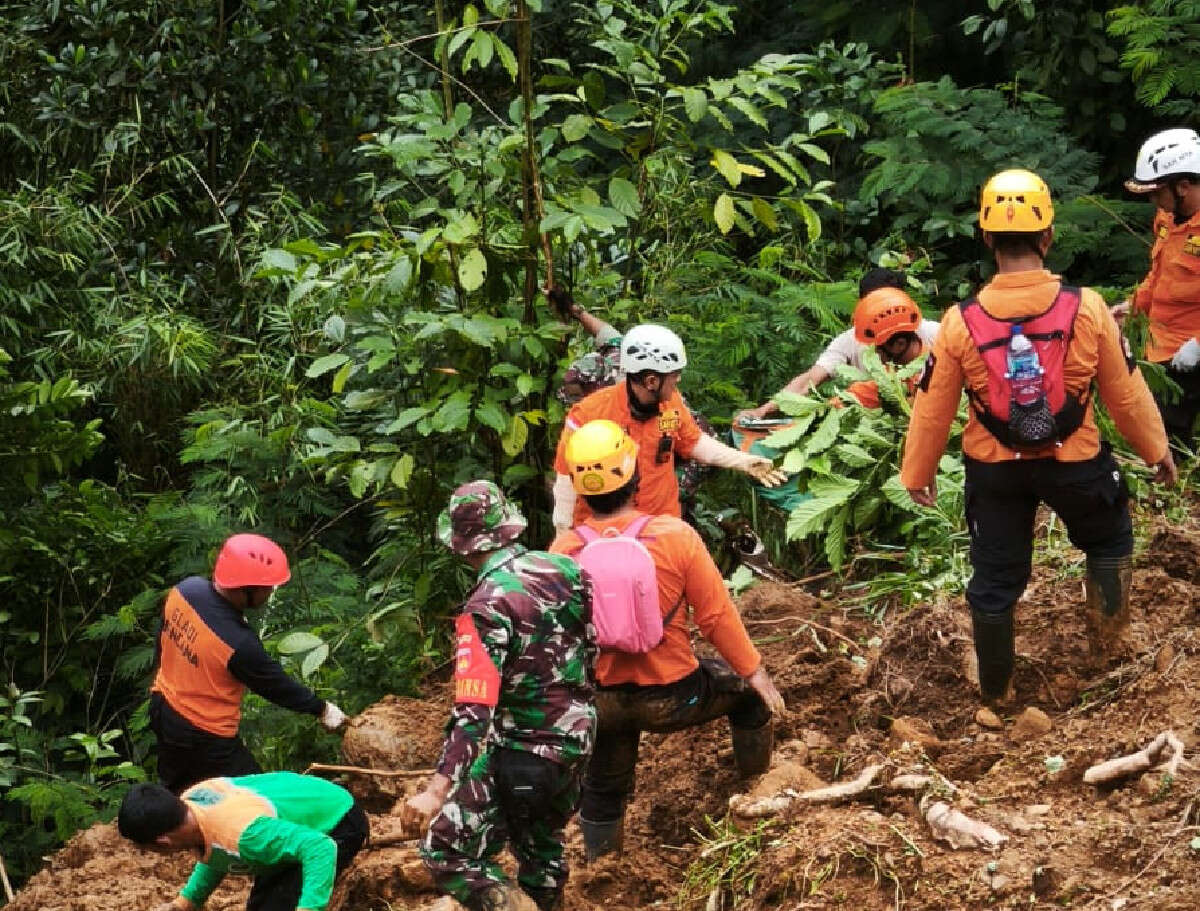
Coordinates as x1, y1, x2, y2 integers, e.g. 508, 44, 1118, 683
0, 0, 1196, 894
772, 349, 966, 573
1109, 1, 1200, 114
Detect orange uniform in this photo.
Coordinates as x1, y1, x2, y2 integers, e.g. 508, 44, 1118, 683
900, 270, 1168, 490
554, 383, 701, 525
549, 512, 760, 687
1132, 208, 1200, 363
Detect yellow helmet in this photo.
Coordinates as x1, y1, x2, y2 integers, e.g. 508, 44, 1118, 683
979, 169, 1054, 232
565, 420, 638, 495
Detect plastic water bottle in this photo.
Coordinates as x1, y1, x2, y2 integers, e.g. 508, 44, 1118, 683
1005, 325, 1044, 407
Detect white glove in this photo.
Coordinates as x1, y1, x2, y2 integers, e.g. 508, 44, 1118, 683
690, 434, 789, 488
320, 702, 347, 731
552, 473, 577, 530
1170, 338, 1200, 372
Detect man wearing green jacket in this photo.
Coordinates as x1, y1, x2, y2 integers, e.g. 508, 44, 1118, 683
118, 772, 368, 911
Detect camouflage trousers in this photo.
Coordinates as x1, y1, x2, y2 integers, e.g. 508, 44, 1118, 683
422, 746, 585, 910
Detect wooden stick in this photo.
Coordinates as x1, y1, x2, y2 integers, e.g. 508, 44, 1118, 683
305, 762, 433, 779
369, 835, 422, 848
0, 849, 14, 902
743, 615, 860, 651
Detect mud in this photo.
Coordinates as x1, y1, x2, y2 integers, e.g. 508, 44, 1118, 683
10, 513, 1200, 911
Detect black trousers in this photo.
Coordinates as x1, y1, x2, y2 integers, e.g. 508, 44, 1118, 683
964, 446, 1133, 617
1154, 361, 1200, 448
150, 693, 261, 794
579, 659, 769, 823
246, 803, 370, 911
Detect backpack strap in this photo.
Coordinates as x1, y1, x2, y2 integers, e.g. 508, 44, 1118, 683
623, 514, 654, 539
573, 513, 654, 544
662, 589, 687, 627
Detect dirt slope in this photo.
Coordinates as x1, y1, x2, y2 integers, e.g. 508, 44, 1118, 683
9, 514, 1199, 911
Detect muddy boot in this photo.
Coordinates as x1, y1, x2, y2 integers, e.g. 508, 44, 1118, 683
1085, 554, 1133, 659
521, 885, 563, 911
970, 607, 1014, 706
579, 815, 624, 862
469, 884, 539, 911
731, 719, 774, 777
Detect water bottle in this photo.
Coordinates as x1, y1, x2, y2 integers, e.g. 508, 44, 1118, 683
1005, 325, 1044, 407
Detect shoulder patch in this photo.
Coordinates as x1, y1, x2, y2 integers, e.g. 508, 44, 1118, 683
453, 613, 500, 707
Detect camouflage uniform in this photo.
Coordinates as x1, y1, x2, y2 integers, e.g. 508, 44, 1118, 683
556, 331, 715, 511
424, 481, 597, 911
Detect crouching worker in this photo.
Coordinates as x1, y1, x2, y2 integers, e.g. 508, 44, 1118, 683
403, 481, 596, 911
117, 772, 368, 911
550, 420, 785, 861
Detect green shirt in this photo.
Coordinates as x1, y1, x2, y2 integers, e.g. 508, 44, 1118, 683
178, 772, 354, 910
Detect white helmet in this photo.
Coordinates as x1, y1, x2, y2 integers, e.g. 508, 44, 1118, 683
1127, 128, 1200, 193
620, 324, 687, 374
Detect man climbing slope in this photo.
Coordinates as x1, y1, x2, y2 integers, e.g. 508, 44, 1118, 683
900, 169, 1176, 708
551, 420, 784, 861
403, 481, 595, 911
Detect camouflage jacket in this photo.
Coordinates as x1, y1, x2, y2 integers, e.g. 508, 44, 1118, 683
436, 544, 597, 780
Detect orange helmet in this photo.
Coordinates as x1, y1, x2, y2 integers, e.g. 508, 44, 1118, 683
564, 420, 639, 495
853, 287, 921, 346
213, 534, 291, 588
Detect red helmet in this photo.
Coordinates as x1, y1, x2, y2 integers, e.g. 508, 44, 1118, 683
213, 534, 291, 588
853, 287, 922, 346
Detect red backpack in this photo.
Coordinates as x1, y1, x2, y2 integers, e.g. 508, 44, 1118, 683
958, 285, 1088, 451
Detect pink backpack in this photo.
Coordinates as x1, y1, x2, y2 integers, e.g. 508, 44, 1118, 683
574, 515, 684, 653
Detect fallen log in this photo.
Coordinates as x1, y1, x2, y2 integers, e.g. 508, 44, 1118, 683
1083, 731, 1187, 785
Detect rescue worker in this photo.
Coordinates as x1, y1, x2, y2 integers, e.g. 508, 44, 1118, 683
550, 420, 785, 860
402, 481, 596, 911
548, 287, 717, 523
900, 169, 1177, 707
1115, 127, 1200, 444
118, 771, 368, 911
551, 324, 787, 531
739, 268, 941, 421
842, 287, 938, 410
149, 533, 346, 794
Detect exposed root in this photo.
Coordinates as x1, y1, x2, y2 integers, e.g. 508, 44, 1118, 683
1083, 731, 1189, 785
729, 763, 888, 818
919, 795, 1008, 851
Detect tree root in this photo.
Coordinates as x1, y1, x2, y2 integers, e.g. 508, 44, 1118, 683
729, 763, 888, 818
1083, 731, 1189, 785
730, 763, 1003, 852
919, 795, 1008, 850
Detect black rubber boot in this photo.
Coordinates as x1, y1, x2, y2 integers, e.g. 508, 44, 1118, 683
970, 606, 1015, 703
579, 815, 624, 862
1085, 554, 1133, 656
731, 718, 774, 777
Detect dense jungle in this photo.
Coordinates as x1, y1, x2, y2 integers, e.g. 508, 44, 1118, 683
2, 1, 1199, 908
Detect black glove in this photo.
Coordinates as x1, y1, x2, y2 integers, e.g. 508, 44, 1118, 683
547, 287, 576, 320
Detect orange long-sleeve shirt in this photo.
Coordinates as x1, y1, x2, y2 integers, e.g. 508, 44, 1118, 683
549, 512, 760, 687
1132, 208, 1200, 362
554, 383, 701, 525
900, 270, 1168, 490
